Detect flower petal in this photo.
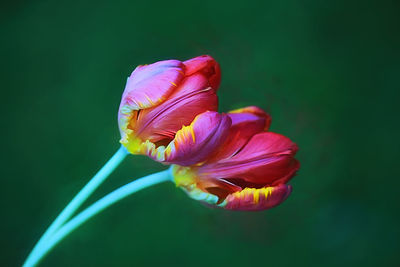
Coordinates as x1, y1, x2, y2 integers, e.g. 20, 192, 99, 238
222, 184, 292, 211
121, 60, 184, 110
229, 106, 271, 131
134, 73, 218, 144
206, 106, 271, 162
172, 165, 241, 204
145, 111, 231, 165
198, 132, 299, 186
178, 184, 220, 206
172, 165, 240, 207
183, 55, 221, 90
167, 111, 231, 165
118, 60, 185, 143
232, 132, 298, 160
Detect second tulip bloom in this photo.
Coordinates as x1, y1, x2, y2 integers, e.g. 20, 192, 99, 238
172, 106, 299, 211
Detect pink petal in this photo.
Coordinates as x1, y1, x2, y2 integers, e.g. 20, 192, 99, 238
198, 132, 299, 186
161, 111, 231, 166
223, 184, 292, 211
232, 132, 298, 160
134, 73, 218, 144
118, 60, 185, 142
229, 106, 271, 130
206, 106, 271, 162
183, 55, 221, 90
120, 60, 184, 111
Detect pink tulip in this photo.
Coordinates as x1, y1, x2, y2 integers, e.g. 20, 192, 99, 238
118, 55, 229, 165
172, 106, 299, 211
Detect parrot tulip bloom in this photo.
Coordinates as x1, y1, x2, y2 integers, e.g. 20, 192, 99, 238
172, 106, 300, 211
118, 55, 225, 165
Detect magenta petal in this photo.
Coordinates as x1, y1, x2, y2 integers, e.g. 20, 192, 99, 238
183, 55, 221, 90
198, 132, 299, 185
163, 111, 232, 166
134, 73, 218, 143
231, 132, 298, 160
206, 107, 271, 162
224, 184, 292, 211
229, 106, 271, 130
120, 60, 184, 111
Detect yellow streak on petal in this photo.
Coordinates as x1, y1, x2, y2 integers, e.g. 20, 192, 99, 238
170, 81, 177, 87
168, 114, 202, 154
230, 187, 275, 204
121, 136, 144, 155
144, 94, 155, 106
229, 106, 257, 114
253, 189, 260, 204
165, 145, 172, 157
264, 187, 273, 199
190, 126, 196, 143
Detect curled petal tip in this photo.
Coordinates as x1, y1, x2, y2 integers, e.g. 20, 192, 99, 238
183, 55, 221, 90
229, 106, 271, 130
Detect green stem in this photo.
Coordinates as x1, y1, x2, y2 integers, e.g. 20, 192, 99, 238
24, 168, 173, 267
23, 146, 128, 267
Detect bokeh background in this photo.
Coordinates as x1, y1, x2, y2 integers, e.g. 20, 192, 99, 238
1, 0, 399, 266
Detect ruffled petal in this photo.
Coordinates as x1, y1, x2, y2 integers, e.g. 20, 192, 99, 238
198, 132, 299, 185
145, 111, 231, 166
222, 184, 292, 211
183, 55, 221, 90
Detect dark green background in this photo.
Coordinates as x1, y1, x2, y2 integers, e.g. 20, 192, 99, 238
1, 0, 399, 266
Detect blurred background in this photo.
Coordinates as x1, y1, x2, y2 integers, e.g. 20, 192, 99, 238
1, 0, 399, 266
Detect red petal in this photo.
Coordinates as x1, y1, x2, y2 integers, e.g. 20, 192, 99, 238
183, 55, 221, 90
229, 106, 271, 130
134, 73, 218, 144
199, 132, 299, 186
232, 132, 298, 160
224, 184, 292, 211
206, 106, 271, 162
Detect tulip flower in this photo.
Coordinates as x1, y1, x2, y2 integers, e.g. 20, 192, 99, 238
172, 106, 300, 211
118, 55, 227, 165
24, 54, 302, 267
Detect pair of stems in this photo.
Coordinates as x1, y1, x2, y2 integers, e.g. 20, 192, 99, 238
23, 146, 173, 267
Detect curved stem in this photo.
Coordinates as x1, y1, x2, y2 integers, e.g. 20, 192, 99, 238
24, 168, 173, 267
24, 146, 128, 267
